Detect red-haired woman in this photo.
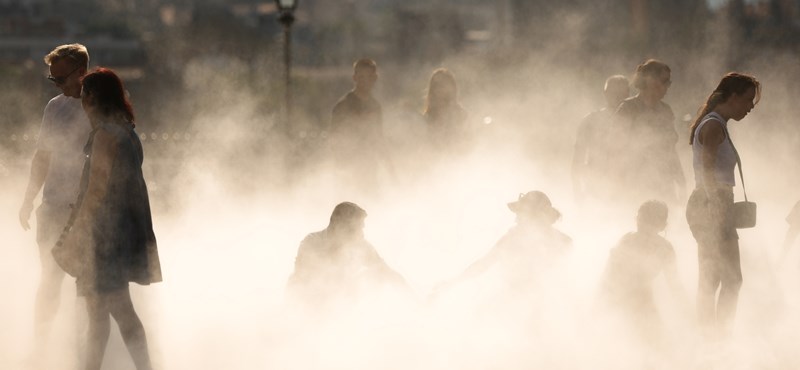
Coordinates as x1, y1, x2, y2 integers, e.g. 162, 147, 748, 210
58, 68, 161, 370
686, 72, 759, 336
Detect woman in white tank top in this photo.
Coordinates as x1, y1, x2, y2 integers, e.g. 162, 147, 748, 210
685, 72, 760, 337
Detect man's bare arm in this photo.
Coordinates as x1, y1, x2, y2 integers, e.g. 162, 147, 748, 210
19, 150, 51, 230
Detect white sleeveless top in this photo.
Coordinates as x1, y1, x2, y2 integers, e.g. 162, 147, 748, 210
692, 112, 737, 187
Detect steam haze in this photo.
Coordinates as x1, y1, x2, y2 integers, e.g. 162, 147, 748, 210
3, 0, 800, 369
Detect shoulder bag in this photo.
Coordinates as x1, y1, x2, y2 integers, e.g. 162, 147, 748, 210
724, 124, 757, 229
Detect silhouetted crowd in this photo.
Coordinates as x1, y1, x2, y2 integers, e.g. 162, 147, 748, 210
16, 42, 800, 370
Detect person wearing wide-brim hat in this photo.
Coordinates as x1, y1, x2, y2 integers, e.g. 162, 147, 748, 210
431, 191, 572, 297
507, 191, 562, 225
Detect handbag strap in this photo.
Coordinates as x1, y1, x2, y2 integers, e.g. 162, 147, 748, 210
718, 118, 748, 202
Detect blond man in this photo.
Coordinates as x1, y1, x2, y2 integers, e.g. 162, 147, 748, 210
19, 43, 92, 346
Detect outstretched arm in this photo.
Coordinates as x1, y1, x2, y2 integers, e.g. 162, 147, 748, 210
442, 238, 507, 288
456, 249, 501, 283
362, 244, 409, 289
781, 225, 800, 262
780, 202, 800, 263
19, 149, 51, 230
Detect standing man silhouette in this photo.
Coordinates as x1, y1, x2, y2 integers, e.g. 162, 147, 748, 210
18, 43, 92, 351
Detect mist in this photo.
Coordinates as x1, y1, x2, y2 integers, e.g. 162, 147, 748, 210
4, 1, 800, 369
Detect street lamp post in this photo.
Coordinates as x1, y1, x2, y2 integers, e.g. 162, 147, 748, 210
275, 0, 297, 136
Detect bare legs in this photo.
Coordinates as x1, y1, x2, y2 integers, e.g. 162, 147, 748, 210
697, 238, 742, 336
33, 204, 69, 348
84, 288, 153, 370
688, 188, 743, 337
34, 256, 66, 346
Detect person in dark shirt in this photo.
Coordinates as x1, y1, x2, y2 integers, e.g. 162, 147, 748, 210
287, 202, 408, 311
19, 44, 92, 352
434, 191, 572, 295
600, 200, 685, 343
572, 75, 630, 204
615, 59, 686, 205
329, 59, 393, 189
423, 68, 470, 154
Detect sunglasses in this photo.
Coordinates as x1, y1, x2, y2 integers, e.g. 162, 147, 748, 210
47, 65, 82, 85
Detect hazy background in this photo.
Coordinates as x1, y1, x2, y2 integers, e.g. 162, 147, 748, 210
3, 0, 800, 369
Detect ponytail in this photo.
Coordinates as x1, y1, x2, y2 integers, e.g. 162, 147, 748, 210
688, 72, 760, 145
689, 92, 724, 144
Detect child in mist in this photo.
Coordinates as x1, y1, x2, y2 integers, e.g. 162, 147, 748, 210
286, 202, 410, 312
433, 191, 572, 296
599, 200, 686, 343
